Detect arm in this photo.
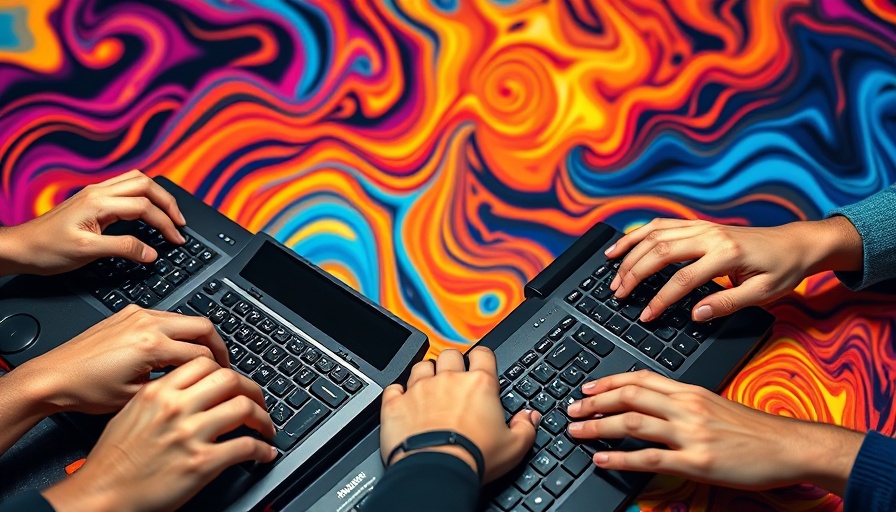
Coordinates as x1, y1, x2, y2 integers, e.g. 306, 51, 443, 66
41, 358, 276, 512
0, 169, 186, 277
566, 371, 864, 493
362, 348, 540, 512
0, 306, 228, 457
604, 215, 863, 322
843, 431, 896, 511
827, 183, 896, 290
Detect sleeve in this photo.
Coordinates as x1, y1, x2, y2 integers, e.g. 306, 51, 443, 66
0, 490, 56, 512
827, 184, 896, 290
843, 431, 896, 512
361, 451, 480, 512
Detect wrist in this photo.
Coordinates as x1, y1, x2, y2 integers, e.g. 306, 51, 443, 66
791, 421, 863, 495
43, 471, 123, 512
798, 217, 863, 276
11, 360, 65, 416
390, 445, 479, 476
0, 225, 33, 276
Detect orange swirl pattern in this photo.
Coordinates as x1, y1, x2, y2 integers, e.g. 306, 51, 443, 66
2, 1, 896, 510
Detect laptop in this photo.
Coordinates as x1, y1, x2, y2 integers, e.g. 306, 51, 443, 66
282, 221, 775, 512
0, 176, 429, 511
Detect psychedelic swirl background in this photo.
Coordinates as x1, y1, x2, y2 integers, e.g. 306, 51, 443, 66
2, 0, 896, 510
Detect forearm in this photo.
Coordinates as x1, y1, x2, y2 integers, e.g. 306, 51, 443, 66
0, 365, 57, 455
0, 225, 32, 277
787, 419, 864, 495
788, 216, 863, 277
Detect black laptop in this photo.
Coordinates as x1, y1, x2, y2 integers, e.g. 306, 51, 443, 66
282, 221, 775, 512
0, 176, 429, 511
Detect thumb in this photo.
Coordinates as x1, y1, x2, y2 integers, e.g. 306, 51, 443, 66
692, 278, 772, 321
507, 409, 540, 456
91, 234, 157, 263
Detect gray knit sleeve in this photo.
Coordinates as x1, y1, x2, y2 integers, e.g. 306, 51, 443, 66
827, 184, 896, 290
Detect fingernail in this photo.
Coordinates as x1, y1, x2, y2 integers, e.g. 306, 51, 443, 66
610, 275, 620, 291
527, 409, 541, 426
694, 305, 713, 322
582, 381, 597, 392
567, 401, 581, 415
639, 306, 652, 322
568, 422, 582, 433
141, 247, 147, 260
178, 212, 187, 225
594, 453, 609, 464
177, 233, 186, 244
604, 244, 616, 255
614, 283, 625, 298
270, 446, 278, 459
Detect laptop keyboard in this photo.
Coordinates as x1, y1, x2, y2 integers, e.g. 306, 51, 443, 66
75, 221, 217, 312
487, 260, 722, 511
173, 280, 366, 455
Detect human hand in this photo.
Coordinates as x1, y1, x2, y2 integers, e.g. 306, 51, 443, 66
42, 357, 276, 512
0, 170, 186, 276
605, 217, 862, 322
379, 347, 540, 483
566, 370, 863, 494
16, 305, 229, 415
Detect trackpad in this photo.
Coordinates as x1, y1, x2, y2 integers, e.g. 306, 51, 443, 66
0, 274, 104, 368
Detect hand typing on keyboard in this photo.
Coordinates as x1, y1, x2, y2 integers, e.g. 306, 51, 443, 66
565, 370, 863, 494
604, 217, 863, 323
378, 347, 541, 483
0, 169, 187, 277
41, 357, 276, 512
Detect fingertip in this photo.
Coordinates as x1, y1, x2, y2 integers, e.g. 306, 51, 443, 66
604, 243, 616, 256
529, 409, 541, 426
693, 304, 713, 322
267, 445, 278, 462
141, 246, 158, 262
593, 452, 610, 465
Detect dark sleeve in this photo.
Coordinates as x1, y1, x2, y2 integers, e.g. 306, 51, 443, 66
361, 451, 480, 512
826, 184, 896, 289
843, 431, 896, 512
0, 490, 56, 512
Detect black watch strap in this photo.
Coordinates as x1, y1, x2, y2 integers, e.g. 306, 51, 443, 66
386, 430, 485, 482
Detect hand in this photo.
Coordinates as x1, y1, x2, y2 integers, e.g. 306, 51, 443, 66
379, 347, 540, 483
15, 305, 229, 415
566, 370, 863, 494
42, 357, 277, 512
605, 217, 863, 322
0, 170, 186, 276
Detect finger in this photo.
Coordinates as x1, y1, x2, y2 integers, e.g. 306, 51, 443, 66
94, 169, 145, 187
615, 237, 706, 305
568, 384, 678, 420
181, 368, 266, 414
580, 370, 692, 398
208, 437, 279, 474
198, 394, 275, 440
466, 346, 498, 375
435, 348, 465, 374
593, 447, 684, 475
87, 233, 157, 263
493, 410, 540, 480
691, 278, 774, 321
612, 224, 708, 297
152, 338, 217, 369
104, 173, 187, 228
604, 219, 697, 259
97, 196, 183, 245
567, 413, 677, 446
381, 383, 405, 406
152, 356, 221, 390
153, 313, 230, 367
406, 359, 435, 388
640, 257, 727, 323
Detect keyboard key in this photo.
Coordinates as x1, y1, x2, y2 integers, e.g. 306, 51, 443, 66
606, 315, 629, 336
588, 303, 613, 325
183, 258, 202, 274
102, 291, 128, 312
245, 309, 263, 325
315, 356, 336, 374
294, 366, 317, 387
654, 325, 677, 341
504, 387, 532, 413
167, 268, 188, 286
199, 249, 216, 262
558, 315, 577, 331
258, 318, 277, 334
153, 258, 173, 275
563, 448, 592, 477
638, 337, 664, 359
534, 429, 551, 450
672, 334, 698, 356
126, 283, 148, 300
270, 402, 294, 426
621, 325, 648, 346
541, 410, 568, 435
685, 320, 719, 342
310, 379, 347, 408
584, 336, 615, 357
228, 344, 246, 363
233, 301, 252, 317
268, 376, 294, 397
235, 325, 253, 342
579, 276, 597, 291
534, 337, 553, 354
329, 365, 349, 384
504, 362, 526, 381
238, 354, 261, 374
530, 392, 556, 414
252, 365, 276, 386
286, 336, 306, 356
665, 311, 688, 329
221, 316, 240, 334
571, 325, 596, 345
498, 375, 510, 391
286, 388, 310, 409
592, 264, 609, 278
530, 450, 558, 476
576, 296, 598, 315
547, 325, 565, 342
279, 356, 301, 376
543, 467, 574, 498
530, 363, 557, 384
605, 296, 623, 310
559, 365, 585, 386
658, 348, 685, 371
274, 398, 330, 451
546, 379, 570, 399
246, 335, 270, 355
263, 345, 286, 364
514, 467, 541, 493
591, 283, 612, 301
564, 289, 583, 304
342, 375, 363, 393
264, 392, 278, 411
186, 241, 205, 255
573, 351, 598, 372
548, 434, 575, 460
272, 327, 291, 343
221, 291, 238, 307
210, 307, 228, 324
514, 377, 541, 400
620, 303, 641, 321
188, 293, 215, 316
493, 487, 522, 511
301, 347, 322, 365
168, 248, 188, 265
135, 290, 159, 308
519, 350, 539, 368
203, 279, 222, 294
629, 362, 652, 373
546, 338, 581, 370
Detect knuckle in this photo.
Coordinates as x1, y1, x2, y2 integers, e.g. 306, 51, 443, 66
639, 449, 664, 468
619, 385, 642, 405
645, 229, 662, 242
622, 413, 644, 431
653, 241, 671, 257
715, 294, 738, 314
673, 267, 695, 287
232, 395, 257, 416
